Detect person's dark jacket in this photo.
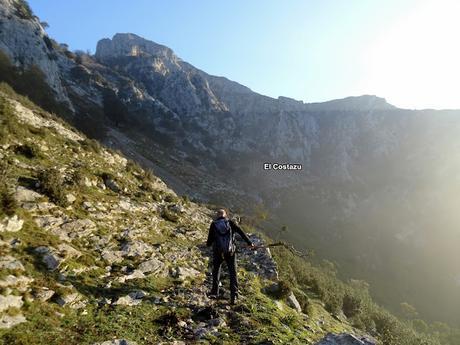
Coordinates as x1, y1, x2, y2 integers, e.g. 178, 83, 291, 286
206, 217, 252, 249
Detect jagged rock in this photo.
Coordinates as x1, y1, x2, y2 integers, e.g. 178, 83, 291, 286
0, 215, 24, 232
34, 288, 55, 302
34, 246, 61, 271
66, 193, 76, 204
315, 333, 375, 345
0, 294, 23, 312
93, 340, 137, 345
121, 240, 153, 257
0, 313, 27, 329
287, 292, 302, 313
138, 257, 165, 275
55, 292, 86, 309
116, 269, 145, 283
171, 266, 201, 281
101, 249, 124, 264
0, 275, 33, 292
118, 199, 133, 211
0, 255, 25, 271
113, 291, 147, 306
14, 186, 42, 202
57, 243, 82, 259
58, 218, 96, 240
35, 215, 66, 230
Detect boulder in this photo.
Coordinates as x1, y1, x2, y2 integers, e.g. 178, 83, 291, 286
34, 288, 55, 302
0, 294, 23, 312
287, 292, 302, 313
121, 240, 153, 257
34, 246, 61, 271
101, 249, 124, 264
55, 292, 86, 309
66, 193, 76, 204
0, 275, 33, 292
171, 266, 201, 280
0, 313, 27, 329
138, 257, 165, 275
93, 340, 137, 345
14, 186, 42, 202
0, 215, 24, 232
104, 177, 121, 193
113, 290, 147, 306
59, 219, 96, 239
315, 333, 376, 345
0, 256, 25, 271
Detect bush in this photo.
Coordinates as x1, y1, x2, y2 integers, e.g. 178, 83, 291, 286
164, 193, 178, 203
265, 280, 292, 300
38, 169, 68, 207
0, 184, 17, 217
80, 139, 101, 154
14, 143, 41, 159
14, 0, 34, 19
343, 292, 363, 318
0, 162, 17, 216
294, 290, 311, 314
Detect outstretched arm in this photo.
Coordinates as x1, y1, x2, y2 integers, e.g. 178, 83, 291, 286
230, 220, 253, 246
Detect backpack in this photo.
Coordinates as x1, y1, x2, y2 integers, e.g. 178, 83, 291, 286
213, 218, 235, 255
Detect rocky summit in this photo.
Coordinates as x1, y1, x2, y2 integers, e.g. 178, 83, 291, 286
0, 86, 375, 344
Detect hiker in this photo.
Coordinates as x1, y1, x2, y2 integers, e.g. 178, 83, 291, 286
206, 208, 254, 305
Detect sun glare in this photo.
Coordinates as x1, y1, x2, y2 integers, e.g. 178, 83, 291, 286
363, 0, 460, 109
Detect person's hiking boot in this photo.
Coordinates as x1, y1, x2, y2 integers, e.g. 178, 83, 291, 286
230, 294, 239, 305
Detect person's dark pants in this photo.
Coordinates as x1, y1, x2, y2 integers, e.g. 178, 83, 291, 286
211, 251, 238, 300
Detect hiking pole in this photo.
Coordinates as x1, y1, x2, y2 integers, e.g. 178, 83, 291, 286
245, 241, 310, 258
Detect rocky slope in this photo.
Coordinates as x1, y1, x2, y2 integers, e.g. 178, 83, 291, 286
0, 87, 381, 344
2, 0, 460, 325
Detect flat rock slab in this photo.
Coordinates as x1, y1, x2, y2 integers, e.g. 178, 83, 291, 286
0, 294, 23, 313
315, 333, 375, 345
0, 215, 24, 232
0, 313, 27, 329
93, 340, 137, 345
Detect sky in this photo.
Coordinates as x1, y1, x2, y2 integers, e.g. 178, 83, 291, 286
29, 0, 460, 110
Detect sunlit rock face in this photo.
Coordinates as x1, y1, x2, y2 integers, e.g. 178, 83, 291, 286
0, 0, 69, 103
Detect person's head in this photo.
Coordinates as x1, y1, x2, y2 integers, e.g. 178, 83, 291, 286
216, 209, 227, 218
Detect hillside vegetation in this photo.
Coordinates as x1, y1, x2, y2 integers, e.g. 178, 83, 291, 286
0, 77, 459, 344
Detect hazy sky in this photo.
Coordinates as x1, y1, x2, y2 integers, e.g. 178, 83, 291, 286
29, 0, 460, 110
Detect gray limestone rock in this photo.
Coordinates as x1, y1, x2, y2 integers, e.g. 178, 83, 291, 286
315, 333, 375, 345
0, 294, 23, 313
0, 215, 24, 232
0, 313, 27, 329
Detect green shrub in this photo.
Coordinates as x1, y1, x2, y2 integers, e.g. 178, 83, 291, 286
0, 162, 17, 216
343, 292, 363, 318
164, 193, 178, 203
265, 280, 292, 300
0, 183, 17, 217
13, 0, 34, 19
14, 143, 41, 159
80, 138, 101, 154
294, 290, 311, 314
37, 169, 68, 207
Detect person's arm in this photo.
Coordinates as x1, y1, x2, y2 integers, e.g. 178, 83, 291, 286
229, 220, 253, 246
206, 223, 215, 247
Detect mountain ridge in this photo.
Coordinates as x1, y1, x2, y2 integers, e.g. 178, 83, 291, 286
2, 0, 460, 327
